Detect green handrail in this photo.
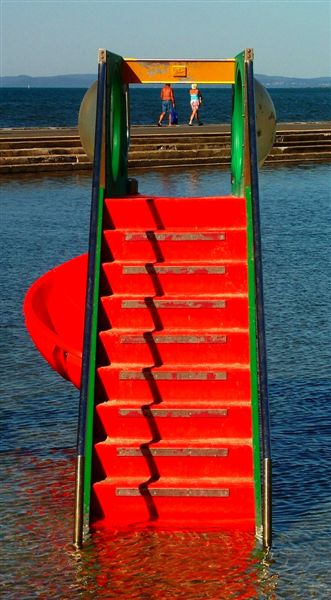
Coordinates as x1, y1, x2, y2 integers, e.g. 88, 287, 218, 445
74, 50, 130, 548
230, 49, 272, 547
73, 53, 107, 549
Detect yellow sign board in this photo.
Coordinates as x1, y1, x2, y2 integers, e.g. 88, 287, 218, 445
122, 59, 236, 84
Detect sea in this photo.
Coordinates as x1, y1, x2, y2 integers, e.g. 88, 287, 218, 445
0, 86, 330, 128
0, 88, 331, 599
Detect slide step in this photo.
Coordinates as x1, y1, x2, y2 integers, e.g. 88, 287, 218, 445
95, 401, 252, 439
91, 477, 255, 529
100, 294, 249, 329
103, 228, 247, 261
104, 195, 247, 229
101, 261, 247, 295
98, 329, 250, 365
97, 365, 251, 401
94, 438, 253, 478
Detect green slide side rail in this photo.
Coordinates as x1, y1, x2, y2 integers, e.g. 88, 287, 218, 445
231, 49, 272, 546
245, 184, 263, 535
82, 51, 130, 530
74, 50, 129, 547
82, 185, 105, 532
231, 50, 265, 540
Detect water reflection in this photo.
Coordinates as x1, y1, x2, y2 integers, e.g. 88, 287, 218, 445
0, 449, 278, 599
74, 529, 275, 599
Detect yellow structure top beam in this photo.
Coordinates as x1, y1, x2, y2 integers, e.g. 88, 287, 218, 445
122, 59, 236, 85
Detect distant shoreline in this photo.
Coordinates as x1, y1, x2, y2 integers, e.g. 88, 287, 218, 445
1, 73, 330, 89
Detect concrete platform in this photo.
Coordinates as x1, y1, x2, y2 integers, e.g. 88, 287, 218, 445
1, 121, 331, 138
0, 122, 330, 174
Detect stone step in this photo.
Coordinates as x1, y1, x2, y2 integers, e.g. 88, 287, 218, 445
129, 147, 230, 161
0, 138, 82, 150
129, 155, 230, 169
0, 160, 92, 174
129, 141, 231, 152
0, 146, 86, 157
0, 153, 90, 166
0, 124, 330, 173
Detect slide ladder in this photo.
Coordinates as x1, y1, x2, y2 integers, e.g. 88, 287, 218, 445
90, 192, 258, 531
22, 48, 273, 547
20, 49, 272, 547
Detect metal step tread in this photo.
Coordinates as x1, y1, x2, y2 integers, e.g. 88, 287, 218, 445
96, 475, 254, 488
104, 260, 247, 270
99, 294, 249, 330
98, 365, 250, 378
102, 294, 248, 306
97, 436, 252, 448
100, 329, 248, 341
99, 399, 252, 409
104, 228, 247, 236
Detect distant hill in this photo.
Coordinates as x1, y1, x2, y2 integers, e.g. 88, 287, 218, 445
0, 73, 330, 88
0, 74, 97, 88
256, 74, 330, 88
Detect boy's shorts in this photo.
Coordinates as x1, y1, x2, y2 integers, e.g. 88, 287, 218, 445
162, 100, 172, 112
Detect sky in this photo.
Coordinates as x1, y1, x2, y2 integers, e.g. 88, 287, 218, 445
1, 0, 330, 79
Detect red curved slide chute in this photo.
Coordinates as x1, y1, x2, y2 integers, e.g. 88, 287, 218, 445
23, 254, 87, 388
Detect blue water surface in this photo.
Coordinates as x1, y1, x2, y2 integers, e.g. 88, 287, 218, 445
0, 87, 330, 128
0, 164, 330, 598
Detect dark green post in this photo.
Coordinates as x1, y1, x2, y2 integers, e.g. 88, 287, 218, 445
74, 50, 131, 548
105, 51, 130, 197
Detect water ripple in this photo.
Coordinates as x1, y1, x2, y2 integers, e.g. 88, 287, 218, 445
1, 165, 330, 598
